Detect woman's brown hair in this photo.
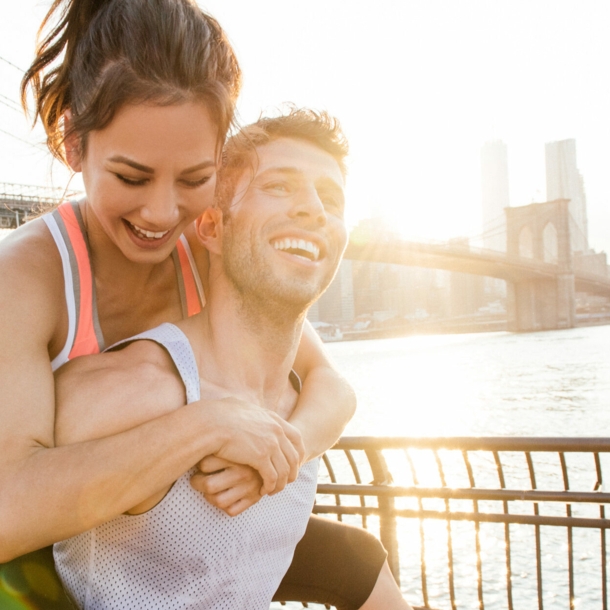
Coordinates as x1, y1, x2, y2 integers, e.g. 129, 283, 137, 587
21, 0, 241, 163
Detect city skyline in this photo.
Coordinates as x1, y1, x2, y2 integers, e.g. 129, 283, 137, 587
480, 139, 510, 252
545, 138, 589, 253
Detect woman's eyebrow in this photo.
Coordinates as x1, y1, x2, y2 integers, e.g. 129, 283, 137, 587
107, 155, 154, 173
181, 160, 217, 175
107, 156, 216, 174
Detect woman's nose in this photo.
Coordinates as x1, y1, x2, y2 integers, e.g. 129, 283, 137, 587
139, 184, 180, 228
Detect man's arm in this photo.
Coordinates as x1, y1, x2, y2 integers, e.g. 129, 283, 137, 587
290, 319, 356, 460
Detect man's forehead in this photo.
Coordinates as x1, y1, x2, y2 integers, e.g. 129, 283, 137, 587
252, 137, 344, 185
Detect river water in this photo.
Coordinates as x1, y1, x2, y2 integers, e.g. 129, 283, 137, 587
273, 326, 610, 610
329, 325, 610, 438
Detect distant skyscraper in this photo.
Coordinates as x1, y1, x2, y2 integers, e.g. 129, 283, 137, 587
313, 259, 355, 325
480, 140, 510, 252
545, 139, 588, 252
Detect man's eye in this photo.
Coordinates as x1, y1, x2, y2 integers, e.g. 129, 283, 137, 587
322, 195, 344, 215
116, 174, 148, 187
265, 182, 290, 193
181, 176, 212, 188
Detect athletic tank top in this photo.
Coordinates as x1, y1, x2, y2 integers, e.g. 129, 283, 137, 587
42, 201, 205, 371
54, 323, 319, 610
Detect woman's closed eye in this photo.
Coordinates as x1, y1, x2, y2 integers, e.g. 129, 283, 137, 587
115, 173, 149, 187
180, 175, 213, 189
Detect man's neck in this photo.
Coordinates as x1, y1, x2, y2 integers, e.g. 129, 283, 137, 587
188, 278, 305, 412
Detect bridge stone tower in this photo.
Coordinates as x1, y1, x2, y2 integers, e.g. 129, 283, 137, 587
505, 199, 575, 331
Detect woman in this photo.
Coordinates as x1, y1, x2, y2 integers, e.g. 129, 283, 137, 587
0, 1, 395, 609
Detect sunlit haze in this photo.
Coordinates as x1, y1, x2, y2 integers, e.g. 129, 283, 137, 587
1, 1, 610, 253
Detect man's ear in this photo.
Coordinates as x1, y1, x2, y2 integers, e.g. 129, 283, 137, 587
195, 207, 223, 254
63, 111, 83, 172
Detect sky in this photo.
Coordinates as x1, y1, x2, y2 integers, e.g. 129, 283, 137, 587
1, 1, 610, 253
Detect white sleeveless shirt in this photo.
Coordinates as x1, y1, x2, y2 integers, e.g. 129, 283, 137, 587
54, 323, 319, 610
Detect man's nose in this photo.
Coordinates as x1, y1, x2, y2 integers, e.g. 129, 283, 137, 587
139, 183, 180, 228
290, 186, 326, 226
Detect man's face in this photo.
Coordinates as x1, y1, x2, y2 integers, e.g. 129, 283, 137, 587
221, 137, 347, 312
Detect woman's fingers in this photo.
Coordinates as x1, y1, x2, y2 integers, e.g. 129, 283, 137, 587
192, 463, 255, 495
197, 455, 231, 475
197, 397, 306, 496
190, 466, 263, 516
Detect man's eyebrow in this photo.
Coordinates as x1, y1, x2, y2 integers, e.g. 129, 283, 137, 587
255, 167, 302, 179
255, 166, 345, 192
107, 156, 216, 175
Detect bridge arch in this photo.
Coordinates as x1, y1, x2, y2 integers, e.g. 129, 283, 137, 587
506, 199, 571, 266
518, 226, 534, 258
543, 222, 559, 263
505, 199, 574, 331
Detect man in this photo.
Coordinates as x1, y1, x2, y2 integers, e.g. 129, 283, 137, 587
52, 108, 411, 609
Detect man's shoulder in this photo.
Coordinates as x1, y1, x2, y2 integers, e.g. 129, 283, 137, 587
57, 337, 185, 401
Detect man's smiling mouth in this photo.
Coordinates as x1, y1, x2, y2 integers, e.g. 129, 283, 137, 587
272, 238, 320, 261
124, 220, 171, 241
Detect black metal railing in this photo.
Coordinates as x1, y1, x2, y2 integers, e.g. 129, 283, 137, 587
310, 437, 610, 610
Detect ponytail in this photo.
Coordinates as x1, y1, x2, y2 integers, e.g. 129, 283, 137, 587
21, 0, 241, 163
21, 0, 111, 160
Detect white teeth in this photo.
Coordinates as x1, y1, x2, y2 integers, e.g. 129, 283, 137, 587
130, 222, 170, 240
272, 238, 320, 261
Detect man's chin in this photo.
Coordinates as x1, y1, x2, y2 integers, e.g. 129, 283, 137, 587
263, 279, 326, 313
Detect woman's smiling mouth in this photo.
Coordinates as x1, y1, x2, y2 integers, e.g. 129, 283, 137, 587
124, 219, 171, 241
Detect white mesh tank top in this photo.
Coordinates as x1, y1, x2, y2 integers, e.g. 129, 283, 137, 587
54, 323, 319, 610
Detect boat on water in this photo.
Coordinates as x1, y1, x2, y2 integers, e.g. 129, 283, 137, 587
311, 321, 343, 342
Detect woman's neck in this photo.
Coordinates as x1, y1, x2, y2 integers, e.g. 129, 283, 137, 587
82, 207, 185, 345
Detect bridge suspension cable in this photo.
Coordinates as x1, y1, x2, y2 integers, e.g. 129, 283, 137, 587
0, 98, 22, 115
0, 92, 21, 112
0, 126, 46, 151
0, 55, 25, 74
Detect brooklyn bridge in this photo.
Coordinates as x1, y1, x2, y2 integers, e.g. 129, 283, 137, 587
2, 183, 608, 333
346, 198, 610, 332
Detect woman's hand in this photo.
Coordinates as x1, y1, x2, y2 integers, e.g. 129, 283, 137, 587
191, 456, 264, 516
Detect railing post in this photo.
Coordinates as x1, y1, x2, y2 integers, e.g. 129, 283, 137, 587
365, 448, 400, 585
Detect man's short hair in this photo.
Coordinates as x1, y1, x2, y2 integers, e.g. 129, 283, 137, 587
216, 107, 349, 211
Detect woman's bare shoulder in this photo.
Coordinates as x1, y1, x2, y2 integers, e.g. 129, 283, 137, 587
0, 217, 64, 335
0, 216, 63, 287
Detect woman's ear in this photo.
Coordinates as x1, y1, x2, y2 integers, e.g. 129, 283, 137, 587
63, 111, 83, 172
195, 207, 223, 254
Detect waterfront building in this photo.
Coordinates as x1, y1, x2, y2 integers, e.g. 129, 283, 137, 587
545, 138, 588, 253
309, 259, 355, 325
480, 140, 510, 252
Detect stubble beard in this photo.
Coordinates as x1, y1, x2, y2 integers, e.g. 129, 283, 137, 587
221, 216, 334, 330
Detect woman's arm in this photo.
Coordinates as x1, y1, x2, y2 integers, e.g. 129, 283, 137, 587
195, 319, 356, 516
290, 319, 356, 460
0, 230, 301, 560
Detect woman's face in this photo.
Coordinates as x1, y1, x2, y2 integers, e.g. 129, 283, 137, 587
70, 101, 220, 264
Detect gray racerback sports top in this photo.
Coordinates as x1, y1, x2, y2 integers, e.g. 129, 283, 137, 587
54, 323, 319, 610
